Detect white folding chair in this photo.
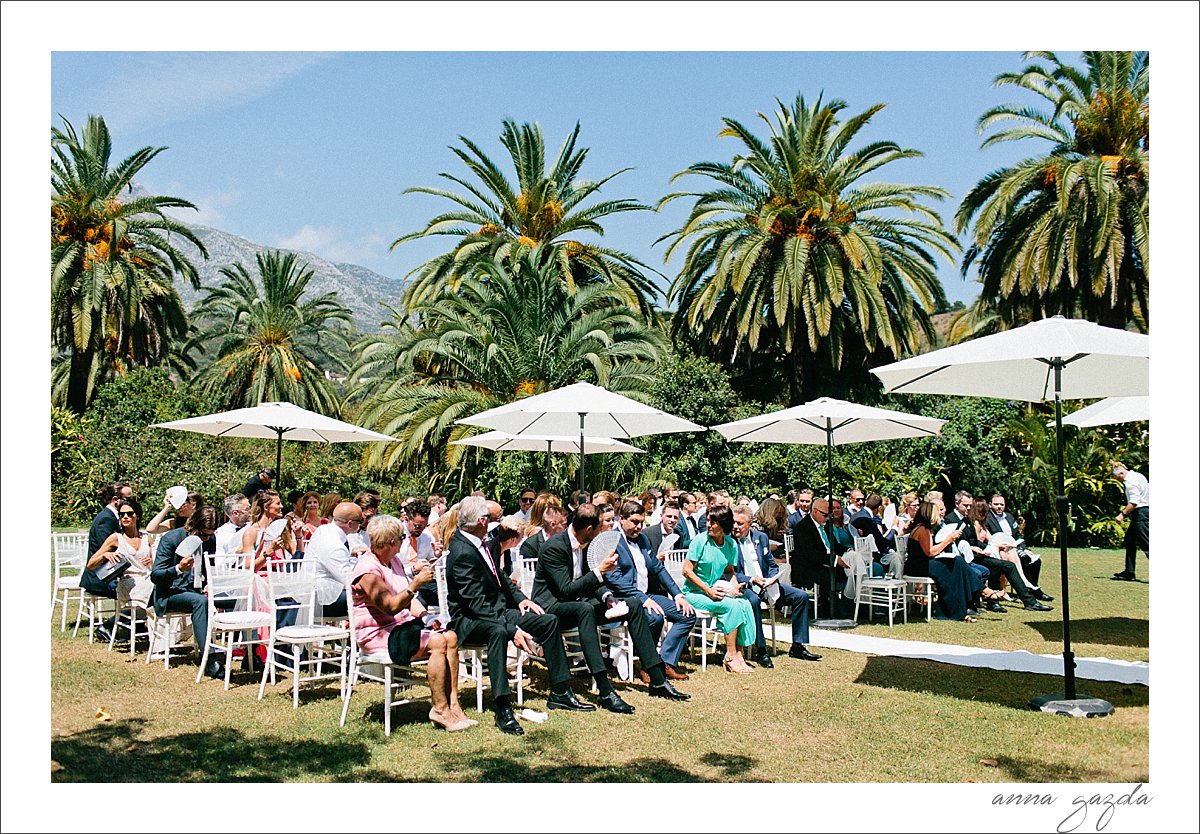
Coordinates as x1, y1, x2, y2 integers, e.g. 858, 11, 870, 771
145, 605, 193, 669
895, 535, 935, 621
258, 559, 350, 708
109, 597, 151, 657
663, 550, 722, 671
195, 553, 273, 689
339, 579, 428, 736
51, 532, 87, 630
853, 536, 907, 627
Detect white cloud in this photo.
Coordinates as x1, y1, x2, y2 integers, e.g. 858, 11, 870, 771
64, 53, 335, 134
275, 224, 386, 264
162, 184, 243, 228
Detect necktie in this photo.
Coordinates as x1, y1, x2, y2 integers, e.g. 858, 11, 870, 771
478, 541, 499, 582
817, 524, 831, 552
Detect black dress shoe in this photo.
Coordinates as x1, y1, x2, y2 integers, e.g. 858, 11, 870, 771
546, 690, 597, 711
984, 601, 1007, 613
1111, 572, 1136, 582
94, 625, 114, 644
1032, 587, 1055, 600
597, 691, 635, 714
757, 653, 774, 668
788, 645, 822, 661
203, 659, 226, 679
494, 705, 525, 735
1023, 600, 1053, 612
648, 681, 691, 701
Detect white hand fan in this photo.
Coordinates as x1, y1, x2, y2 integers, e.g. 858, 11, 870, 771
166, 486, 188, 509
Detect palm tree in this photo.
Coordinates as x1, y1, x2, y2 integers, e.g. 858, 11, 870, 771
189, 251, 353, 415
352, 249, 664, 471
956, 51, 1149, 333
393, 119, 659, 313
51, 114, 207, 412
659, 94, 958, 404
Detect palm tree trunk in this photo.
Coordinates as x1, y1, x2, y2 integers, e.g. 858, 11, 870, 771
788, 351, 806, 406
66, 349, 92, 415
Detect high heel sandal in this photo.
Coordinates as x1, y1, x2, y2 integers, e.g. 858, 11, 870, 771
722, 655, 753, 675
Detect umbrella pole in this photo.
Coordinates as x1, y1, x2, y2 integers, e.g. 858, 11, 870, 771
813, 420, 853, 630
578, 412, 587, 496
546, 440, 552, 487
1030, 361, 1112, 717
275, 428, 283, 485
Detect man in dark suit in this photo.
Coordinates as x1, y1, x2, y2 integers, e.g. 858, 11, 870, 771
679, 493, 704, 539
241, 468, 276, 503
533, 503, 689, 713
849, 493, 897, 564
606, 501, 695, 681
731, 505, 821, 663
984, 493, 1050, 598
150, 506, 226, 679
519, 502, 567, 564
644, 499, 690, 554
789, 498, 850, 618
80, 483, 133, 640
946, 491, 1051, 612
446, 496, 588, 736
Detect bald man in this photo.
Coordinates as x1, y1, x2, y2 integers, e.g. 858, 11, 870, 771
310, 501, 365, 617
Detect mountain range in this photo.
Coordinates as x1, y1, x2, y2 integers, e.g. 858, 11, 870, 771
171, 223, 406, 331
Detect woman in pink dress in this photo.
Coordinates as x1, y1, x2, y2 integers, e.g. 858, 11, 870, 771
351, 514, 475, 732
293, 491, 326, 550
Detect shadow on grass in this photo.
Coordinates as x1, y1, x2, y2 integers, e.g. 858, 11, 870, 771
1025, 617, 1148, 648
699, 752, 756, 777
990, 755, 1132, 783
51, 718, 372, 782
854, 656, 1149, 711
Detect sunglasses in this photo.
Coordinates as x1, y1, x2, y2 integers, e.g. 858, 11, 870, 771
118, 510, 137, 517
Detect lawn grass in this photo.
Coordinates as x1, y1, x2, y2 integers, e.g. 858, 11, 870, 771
50, 541, 1149, 783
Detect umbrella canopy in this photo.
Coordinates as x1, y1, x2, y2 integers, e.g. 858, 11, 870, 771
869, 316, 1148, 401
151, 401, 396, 480
457, 381, 704, 438
870, 317, 1149, 711
713, 397, 946, 445
1061, 396, 1149, 428
457, 382, 704, 493
451, 431, 645, 455
713, 398, 945, 622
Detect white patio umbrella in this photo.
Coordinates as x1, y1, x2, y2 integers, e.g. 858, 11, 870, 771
713, 397, 946, 623
151, 401, 397, 482
871, 316, 1149, 715
1060, 396, 1149, 428
451, 431, 645, 481
456, 381, 704, 493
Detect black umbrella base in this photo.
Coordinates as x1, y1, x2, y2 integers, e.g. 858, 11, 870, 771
812, 618, 857, 630
1029, 693, 1115, 718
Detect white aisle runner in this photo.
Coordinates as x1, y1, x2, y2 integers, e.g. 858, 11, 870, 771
771, 624, 1148, 685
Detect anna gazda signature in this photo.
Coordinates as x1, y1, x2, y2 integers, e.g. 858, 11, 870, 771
992, 784, 1152, 832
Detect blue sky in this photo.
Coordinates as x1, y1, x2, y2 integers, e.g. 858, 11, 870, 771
51, 50, 1062, 306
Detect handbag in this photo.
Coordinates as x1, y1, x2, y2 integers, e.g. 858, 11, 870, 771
95, 554, 133, 583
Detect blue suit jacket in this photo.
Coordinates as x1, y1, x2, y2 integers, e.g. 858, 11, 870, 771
733, 529, 778, 584
606, 533, 683, 601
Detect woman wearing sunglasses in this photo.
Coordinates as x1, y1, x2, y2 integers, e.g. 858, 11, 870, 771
88, 497, 155, 609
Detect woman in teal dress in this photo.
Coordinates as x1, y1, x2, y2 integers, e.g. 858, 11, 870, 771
682, 505, 756, 674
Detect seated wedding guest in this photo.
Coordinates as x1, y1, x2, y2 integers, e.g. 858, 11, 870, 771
566, 489, 590, 524
638, 490, 659, 525
906, 500, 983, 622
82, 483, 135, 635
87, 497, 155, 614
828, 499, 855, 553
427, 493, 447, 526
293, 491, 326, 548
849, 493, 896, 566
429, 504, 460, 554
605, 500, 695, 681
730, 505, 820, 664
511, 488, 537, 522
984, 493, 1045, 592
310, 501, 365, 618
790, 498, 851, 618
594, 502, 616, 532
351, 514, 475, 732
682, 505, 756, 674
446, 496, 578, 736
319, 492, 342, 521
533, 503, 689, 709
519, 494, 566, 562
214, 494, 251, 553
146, 491, 204, 534
969, 497, 1049, 602
979, 532, 1053, 612
151, 507, 225, 678
645, 498, 690, 554
753, 496, 790, 559
893, 493, 920, 534
238, 490, 298, 569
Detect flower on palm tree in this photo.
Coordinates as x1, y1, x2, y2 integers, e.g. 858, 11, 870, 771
393, 119, 659, 313
189, 251, 353, 415
352, 249, 664, 471
660, 94, 958, 403
955, 51, 1149, 334
51, 114, 207, 412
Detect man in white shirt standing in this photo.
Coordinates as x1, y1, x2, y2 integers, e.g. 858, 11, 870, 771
308, 502, 365, 617
512, 488, 536, 523
214, 493, 251, 554
1112, 462, 1149, 581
